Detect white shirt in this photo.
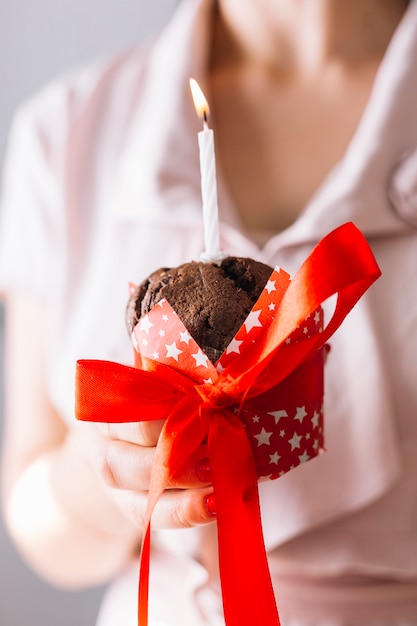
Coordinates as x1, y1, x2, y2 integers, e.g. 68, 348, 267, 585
1, 0, 417, 623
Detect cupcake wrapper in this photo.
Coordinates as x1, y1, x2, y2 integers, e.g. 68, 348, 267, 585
131, 268, 325, 479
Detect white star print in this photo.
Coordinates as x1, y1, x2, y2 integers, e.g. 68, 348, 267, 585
158, 329, 165, 337
254, 428, 273, 447
294, 406, 307, 423
288, 432, 302, 451
314, 310, 321, 324
162, 314, 169, 322
165, 341, 182, 361
265, 279, 276, 294
311, 411, 320, 428
139, 315, 153, 334
226, 338, 243, 354
313, 439, 319, 451
244, 310, 262, 333
269, 451, 281, 464
279, 429, 286, 437
268, 303, 276, 311
179, 330, 192, 344
192, 349, 209, 368
298, 451, 310, 464
152, 351, 159, 360
203, 377, 213, 384
252, 415, 260, 423
268, 410, 288, 424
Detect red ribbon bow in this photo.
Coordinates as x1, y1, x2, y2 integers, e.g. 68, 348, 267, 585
75, 223, 381, 626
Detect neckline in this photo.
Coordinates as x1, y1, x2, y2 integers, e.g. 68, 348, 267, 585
208, 0, 417, 254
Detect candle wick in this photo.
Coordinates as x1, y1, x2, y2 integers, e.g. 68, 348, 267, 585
203, 109, 209, 129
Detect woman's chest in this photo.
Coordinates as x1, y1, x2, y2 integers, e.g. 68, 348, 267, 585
210, 63, 379, 237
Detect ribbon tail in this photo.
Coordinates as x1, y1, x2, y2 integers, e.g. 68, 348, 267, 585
138, 523, 151, 626
208, 409, 281, 626
138, 471, 167, 626
137, 395, 208, 626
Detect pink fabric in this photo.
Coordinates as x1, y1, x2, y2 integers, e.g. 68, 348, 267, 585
1, 0, 417, 623
273, 574, 417, 626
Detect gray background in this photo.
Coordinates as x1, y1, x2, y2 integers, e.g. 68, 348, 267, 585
0, 1, 179, 624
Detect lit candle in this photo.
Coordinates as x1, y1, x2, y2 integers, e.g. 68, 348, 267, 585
189, 78, 225, 263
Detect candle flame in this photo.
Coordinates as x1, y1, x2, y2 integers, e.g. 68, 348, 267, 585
189, 78, 210, 121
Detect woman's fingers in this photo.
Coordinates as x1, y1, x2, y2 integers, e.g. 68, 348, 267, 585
93, 438, 155, 491
91, 436, 211, 492
77, 423, 215, 531
113, 485, 216, 530
97, 419, 165, 447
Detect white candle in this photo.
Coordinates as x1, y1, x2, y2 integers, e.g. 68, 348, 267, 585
189, 78, 225, 263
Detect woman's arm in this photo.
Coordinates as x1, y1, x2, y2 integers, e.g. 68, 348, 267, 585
1, 292, 215, 589
1, 292, 141, 588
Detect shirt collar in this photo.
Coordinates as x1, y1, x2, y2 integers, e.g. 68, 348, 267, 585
112, 0, 417, 250
260, 0, 417, 253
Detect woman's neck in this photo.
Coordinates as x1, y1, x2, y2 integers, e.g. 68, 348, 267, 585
213, 0, 409, 76
208, 0, 409, 237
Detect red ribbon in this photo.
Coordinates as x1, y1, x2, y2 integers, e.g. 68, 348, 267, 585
75, 223, 381, 626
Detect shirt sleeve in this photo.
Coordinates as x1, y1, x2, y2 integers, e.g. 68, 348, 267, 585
0, 92, 65, 304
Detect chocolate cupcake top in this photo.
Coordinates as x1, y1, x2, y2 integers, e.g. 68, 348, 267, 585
126, 257, 273, 362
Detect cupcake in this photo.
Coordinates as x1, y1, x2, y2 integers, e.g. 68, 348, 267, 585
126, 256, 273, 363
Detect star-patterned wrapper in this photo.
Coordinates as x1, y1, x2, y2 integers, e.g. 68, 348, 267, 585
131, 265, 325, 480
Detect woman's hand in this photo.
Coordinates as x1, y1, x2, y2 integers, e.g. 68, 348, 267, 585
79, 418, 216, 531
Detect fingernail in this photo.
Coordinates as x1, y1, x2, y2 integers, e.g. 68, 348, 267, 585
196, 458, 212, 483
206, 493, 216, 516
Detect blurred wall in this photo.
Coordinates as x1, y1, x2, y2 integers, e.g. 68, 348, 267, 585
0, 1, 179, 624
